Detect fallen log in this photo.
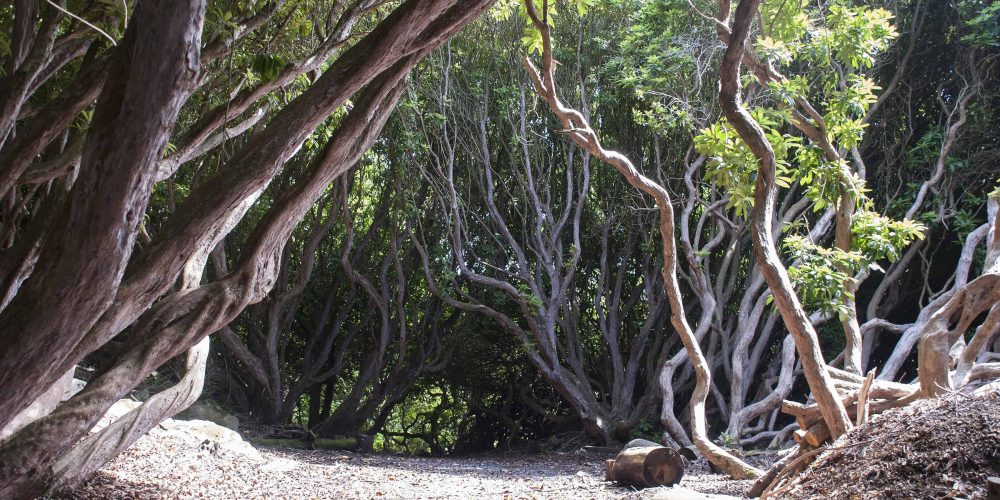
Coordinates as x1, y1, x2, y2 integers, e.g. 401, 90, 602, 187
826, 367, 914, 399
781, 384, 920, 455
748, 447, 804, 498
708, 447, 745, 474
605, 446, 684, 488
782, 390, 918, 424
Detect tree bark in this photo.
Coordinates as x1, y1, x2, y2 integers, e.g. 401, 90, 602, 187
716, 0, 852, 440
919, 197, 1000, 396
0, 0, 205, 431
47, 337, 210, 494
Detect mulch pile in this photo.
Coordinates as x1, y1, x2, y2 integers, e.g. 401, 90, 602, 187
785, 390, 1000, 499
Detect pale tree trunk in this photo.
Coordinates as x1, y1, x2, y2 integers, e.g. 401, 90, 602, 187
47, 337, 210, 494
835, 192, 863, 374
717, 0, 852, 440
727, 336, 796, 438
918, 196, 1000, 396
520, 0, 760, 479
408, 52, 623, 443
878, 223, 988, 381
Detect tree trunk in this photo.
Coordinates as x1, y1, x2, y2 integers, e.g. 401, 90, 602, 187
918, 196, 999, 396
520, 2, 760, 478
0, 0, 206, 430
47, 337, 210, 494
716, 0, 852, 440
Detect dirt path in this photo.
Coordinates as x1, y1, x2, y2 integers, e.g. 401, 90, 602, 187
65, 428, 761, 499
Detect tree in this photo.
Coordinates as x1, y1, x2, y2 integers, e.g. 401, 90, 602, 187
0, 1, 493, 497
518, 0, 761, 478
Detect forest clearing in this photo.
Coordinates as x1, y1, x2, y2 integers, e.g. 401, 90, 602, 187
62, 391, 1000, 498
1, 0, 999, 498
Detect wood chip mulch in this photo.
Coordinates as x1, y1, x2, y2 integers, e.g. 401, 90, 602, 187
784, 390, 1000, 499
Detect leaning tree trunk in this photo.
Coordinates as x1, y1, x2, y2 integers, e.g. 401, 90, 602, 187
520, 0, 760, 479
716, 0, 852, 440
0, 2, 494, 497
47, 337, 210, 494
0, 59, 411, 499
0, 0, 206, 430
40, 183, 257, 492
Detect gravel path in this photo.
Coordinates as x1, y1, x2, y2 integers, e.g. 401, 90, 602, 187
65, 427, 761, 499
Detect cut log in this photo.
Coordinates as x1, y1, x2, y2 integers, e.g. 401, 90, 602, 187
792, 429, 808, 446
782, 391, 918, 424
803, 422, 830, 448
605, 446, 684, 488
781, 400, 813, 419
795, 415, 817, 430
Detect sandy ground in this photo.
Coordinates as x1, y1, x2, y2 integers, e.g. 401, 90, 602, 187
64, 429, 769, 499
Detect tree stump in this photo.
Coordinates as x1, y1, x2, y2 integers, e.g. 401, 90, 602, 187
605, 446, 684, 488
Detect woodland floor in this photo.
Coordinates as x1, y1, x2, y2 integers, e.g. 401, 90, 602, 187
63, 429, 775, 499
61, 391, 1000, 499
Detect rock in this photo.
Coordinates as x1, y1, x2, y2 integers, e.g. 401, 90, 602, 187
156, 418, 262, 461
87, 398, 262, 461
176, 399, 240, 430
88, 398, 143, 434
